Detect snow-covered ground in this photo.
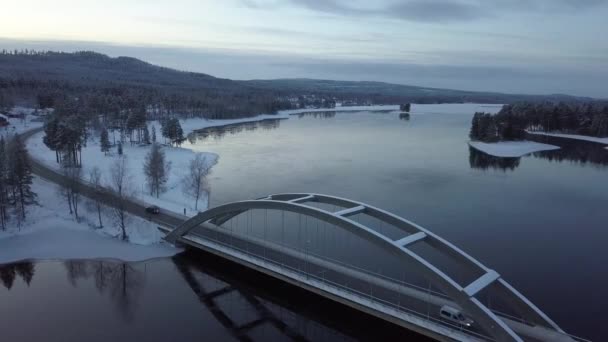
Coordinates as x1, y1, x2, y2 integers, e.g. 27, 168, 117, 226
28, 127, 219, 216
27, 103, 499, 218
0, 111, 44, 139
527, 131, 608, 145
468, 141, 560, 158
0, 177, 181, 264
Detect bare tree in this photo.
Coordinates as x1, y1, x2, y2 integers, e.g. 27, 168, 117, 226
89, 167, 104, 228
109, 156, 131, 240
182, 154, 215, 211
143, 143, 170, 198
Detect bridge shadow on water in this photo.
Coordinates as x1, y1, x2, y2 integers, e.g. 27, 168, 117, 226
172, 250, 432, 341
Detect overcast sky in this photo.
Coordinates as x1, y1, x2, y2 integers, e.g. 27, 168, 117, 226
1, 0, 607, 97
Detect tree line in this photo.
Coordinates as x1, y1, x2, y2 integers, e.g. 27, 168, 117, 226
470, 101, 608, 142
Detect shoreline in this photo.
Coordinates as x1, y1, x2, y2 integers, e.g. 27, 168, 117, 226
182, 103, 502, 134
527, 131, 608, 146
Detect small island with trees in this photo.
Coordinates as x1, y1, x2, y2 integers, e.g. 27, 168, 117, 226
470, 102, 608, 142
469, 102, 608, 157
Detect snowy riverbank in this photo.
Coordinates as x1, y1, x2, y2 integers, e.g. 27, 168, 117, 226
0, 177, 181, 264
469, 141, 560, 157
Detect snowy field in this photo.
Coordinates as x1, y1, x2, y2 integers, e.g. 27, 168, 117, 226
28, 127, 219, 216
0, 177, 181, 264
527, 131, 608, 146
469, 141, 560, 158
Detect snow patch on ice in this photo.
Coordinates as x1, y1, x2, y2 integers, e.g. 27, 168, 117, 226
0, 177, 181, 264
527, 131, 608, 145
468, 141, 560, 158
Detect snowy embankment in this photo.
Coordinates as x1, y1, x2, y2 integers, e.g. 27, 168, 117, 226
526, 131, 608, 146
468, 141, 560, 158
0, 177, 181, 264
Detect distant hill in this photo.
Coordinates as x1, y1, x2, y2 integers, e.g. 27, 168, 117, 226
0, 51, 291, 118
0, 51, 594, 113
0, 51, 247, 92
243, 78, 592, 104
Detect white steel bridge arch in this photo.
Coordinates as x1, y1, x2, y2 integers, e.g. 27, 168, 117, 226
165, 193, 566, 342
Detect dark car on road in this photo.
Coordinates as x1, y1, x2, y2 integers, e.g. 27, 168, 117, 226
145, 205, 160, 214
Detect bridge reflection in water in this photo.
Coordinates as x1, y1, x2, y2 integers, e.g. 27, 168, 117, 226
162, 194, 588, 342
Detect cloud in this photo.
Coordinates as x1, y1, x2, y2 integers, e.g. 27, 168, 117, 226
239, 0, 608, 22
385, 1, 484, 22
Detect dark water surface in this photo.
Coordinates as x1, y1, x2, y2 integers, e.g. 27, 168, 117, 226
0, 254, 429, 342
185, 105, 607, 340
2, 105, 606, 341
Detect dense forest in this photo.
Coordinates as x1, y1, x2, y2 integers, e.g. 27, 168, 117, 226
244, 79, 591, 105
0, 50, 293, 119
470, 102, 608, 142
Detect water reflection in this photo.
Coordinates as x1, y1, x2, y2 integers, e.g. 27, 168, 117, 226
469, 137, 608, 171
173, 255, 315, 342
527, 134, 608, 167
63, 260, 145, 321
171, 252, 422, 341
399, 113, 410, 121
296, 111, 336, 119
469, 147, 521, 171
1, 257, 418, 341
189, 119, 283, 143
0, 261, 35, 289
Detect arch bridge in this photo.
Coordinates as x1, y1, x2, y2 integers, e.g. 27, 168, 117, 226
162, 193, 582, 342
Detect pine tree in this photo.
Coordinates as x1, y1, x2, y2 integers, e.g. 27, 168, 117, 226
161, 118, 184, 147
143, 143, 170, 198
143, 125, 151, 144
151, 125, 157, 143
0, 137, 8, 230
43, 117, 61, 163
469, 112, 482, 140
7, 136, 36, 220
100, 128, 111, 155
